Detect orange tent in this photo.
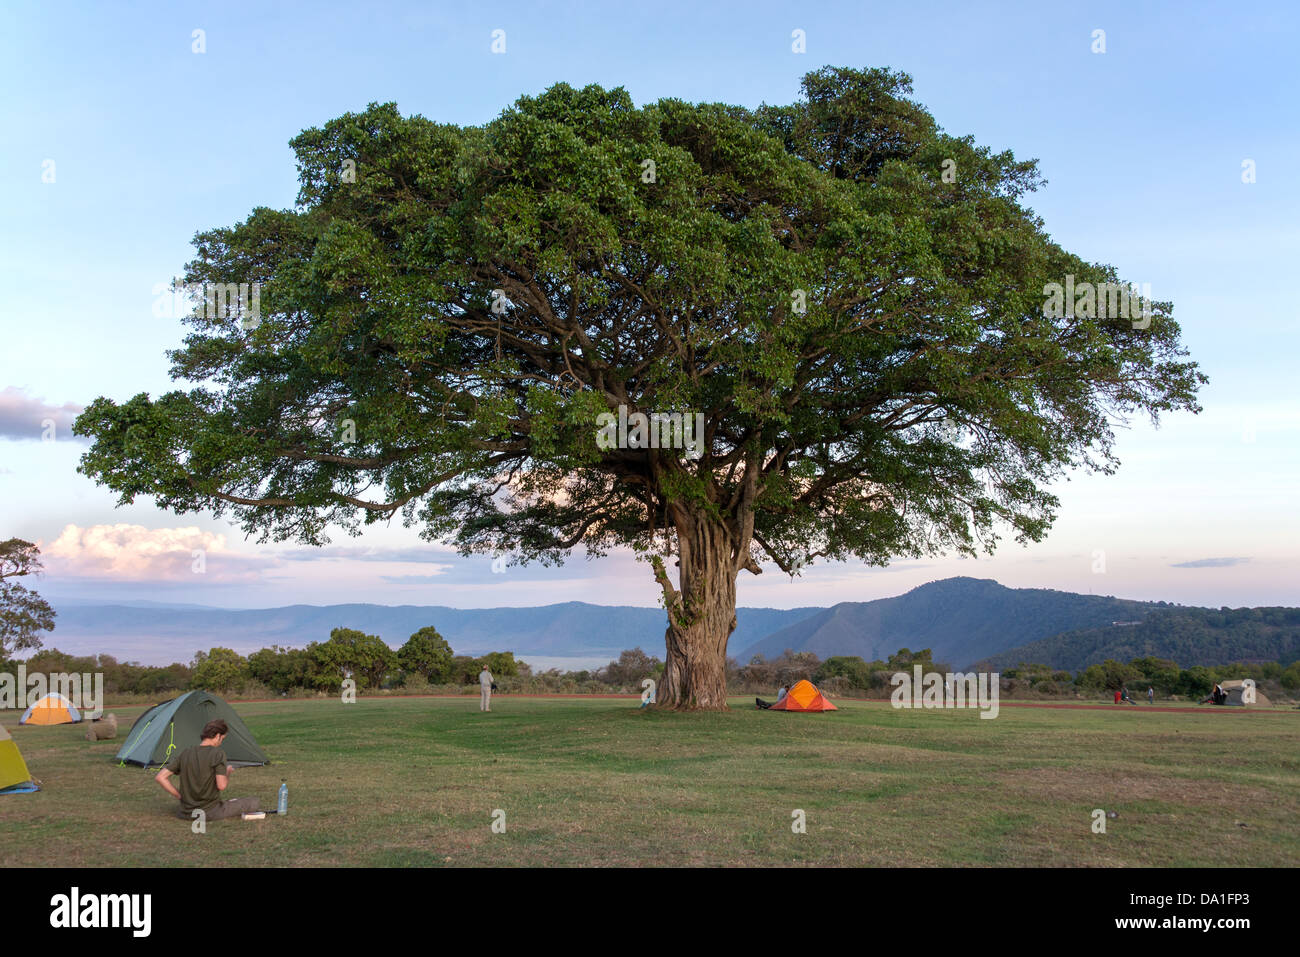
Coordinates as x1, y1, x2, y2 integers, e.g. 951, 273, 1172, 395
770, 679, 837, 712
20, 692, 82, 725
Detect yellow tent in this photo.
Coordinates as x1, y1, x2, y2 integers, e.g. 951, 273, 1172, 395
0, 723, 37, 794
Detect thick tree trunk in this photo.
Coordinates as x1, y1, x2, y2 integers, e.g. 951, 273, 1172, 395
653, 510, 740, 711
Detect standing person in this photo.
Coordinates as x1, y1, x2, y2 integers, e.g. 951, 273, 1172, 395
154, 719, 259, 821
1147, 686, 1154, 705
479, 664, 494, 712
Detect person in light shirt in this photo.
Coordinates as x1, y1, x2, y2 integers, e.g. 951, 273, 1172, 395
479, 664, 495, 712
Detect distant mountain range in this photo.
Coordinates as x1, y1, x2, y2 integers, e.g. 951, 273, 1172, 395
36, 598, 818, 666
738, 577, 1162, 665
33, 577, 1299, 672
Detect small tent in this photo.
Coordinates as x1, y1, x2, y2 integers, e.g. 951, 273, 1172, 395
115, 691, 269, 768
1219, 679, 1271, 707
20, 692, 82, 725
770, 679, 838, 712
0, 724, 38, 794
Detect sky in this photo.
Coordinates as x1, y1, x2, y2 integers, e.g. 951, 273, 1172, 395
1, 0, 1297, 612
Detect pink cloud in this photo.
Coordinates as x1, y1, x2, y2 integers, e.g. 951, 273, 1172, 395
43, 523, 278, 583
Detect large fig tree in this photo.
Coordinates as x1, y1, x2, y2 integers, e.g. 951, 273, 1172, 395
75, 67, 1204, 709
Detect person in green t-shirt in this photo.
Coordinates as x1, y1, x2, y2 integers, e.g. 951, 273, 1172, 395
155, 719, 260, 821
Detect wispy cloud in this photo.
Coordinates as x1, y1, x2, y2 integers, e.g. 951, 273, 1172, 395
277, 545, 457, 563
0, 386, 84, 441
380, 572, 456, 584
1169, 557, 1251, 569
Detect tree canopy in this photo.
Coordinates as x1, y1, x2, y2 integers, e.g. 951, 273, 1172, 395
312, 627, 397, 690
190, 646, 250, 694
0, 538, 57, 659
397, 626, 454, 681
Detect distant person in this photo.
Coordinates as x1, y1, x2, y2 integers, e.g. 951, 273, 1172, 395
154, 719, 259, 821
776, 685, 789, 704
1147, 686, 1154, 705
479, 664, 494, 712
1114, 689, 1122, 705
1120, 687, 1137, 705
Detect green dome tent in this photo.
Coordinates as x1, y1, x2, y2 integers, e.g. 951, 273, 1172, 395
116, 691, 269, 768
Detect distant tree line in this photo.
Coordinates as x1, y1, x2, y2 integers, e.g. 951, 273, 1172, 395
1072, 655, 1300, 696
732, 648, 1298, 700
1, 649, 192, 697
0, 631, 668, 700
733, 647, 956, 694
978, 606, 1300, 673
4, 637, 1296, 703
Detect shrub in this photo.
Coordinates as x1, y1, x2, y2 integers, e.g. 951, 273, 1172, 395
398, 627, 454, 682
817, 675, 854, 697
311, 628, 397, 690
480, 651, 520, 678
400, 673, 435, 695
601, 648, 662, 687
815, 656, 874, 690
189, 647, 250, 695
239, 679, 276, 700
248, 645, 315, 694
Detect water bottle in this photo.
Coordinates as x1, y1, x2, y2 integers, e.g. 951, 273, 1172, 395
277, 779, 288, 815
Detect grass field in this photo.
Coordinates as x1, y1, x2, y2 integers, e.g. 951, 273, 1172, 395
3, 695, 1297, 867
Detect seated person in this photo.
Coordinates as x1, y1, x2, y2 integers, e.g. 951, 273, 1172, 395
1199, 683, 1227, 705
155, 719, 259, 821
777, 685, 789, 704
